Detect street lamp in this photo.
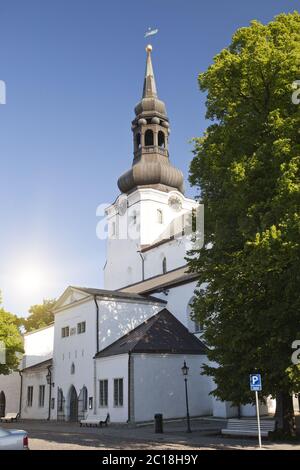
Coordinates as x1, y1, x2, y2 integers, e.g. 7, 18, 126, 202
46, 367, 54, 421
181, 360, 192, 433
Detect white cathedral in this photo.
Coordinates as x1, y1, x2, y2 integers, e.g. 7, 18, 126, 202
0, 45, 275, 423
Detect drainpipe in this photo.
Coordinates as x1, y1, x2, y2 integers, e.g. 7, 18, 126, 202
18, 371, 23, 418
128, 353, 131, 423
47, 365, 52, 421
93, 296, 100, 415
137, 251, 145, 281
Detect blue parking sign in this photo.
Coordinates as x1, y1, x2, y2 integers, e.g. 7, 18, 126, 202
250, 374, 262, 391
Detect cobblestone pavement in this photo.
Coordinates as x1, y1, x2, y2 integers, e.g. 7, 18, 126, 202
1, 418, 300, 450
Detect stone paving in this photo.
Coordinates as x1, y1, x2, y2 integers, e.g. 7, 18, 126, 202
1, 417, 300, 450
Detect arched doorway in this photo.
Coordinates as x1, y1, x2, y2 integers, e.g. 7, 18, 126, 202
0, 391, 6, 418
69, 386, 78, 422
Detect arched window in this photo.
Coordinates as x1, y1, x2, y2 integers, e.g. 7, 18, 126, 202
57, 388, 64, 412
162, 257, 167, 274
157, 208, 163, 224
71, 363, 75, 375
145, 129, 154, 146
158, 131, 165, 148
136, 133, 141, 149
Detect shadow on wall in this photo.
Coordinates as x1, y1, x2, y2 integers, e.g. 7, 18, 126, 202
97, 301, 160, 351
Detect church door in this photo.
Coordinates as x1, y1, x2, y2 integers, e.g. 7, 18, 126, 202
69, 386, 78, 422
0, 391, 6, 417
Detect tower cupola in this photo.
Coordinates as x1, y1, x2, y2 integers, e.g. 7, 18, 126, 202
117, 45, 184, 194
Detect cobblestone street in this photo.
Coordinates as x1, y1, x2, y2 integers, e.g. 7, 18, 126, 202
2, 418, 300, 450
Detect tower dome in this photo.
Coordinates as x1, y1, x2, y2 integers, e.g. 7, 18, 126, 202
117, 45, 184, 194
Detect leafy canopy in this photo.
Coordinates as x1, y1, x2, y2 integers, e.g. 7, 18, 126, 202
189, 12, 300, 405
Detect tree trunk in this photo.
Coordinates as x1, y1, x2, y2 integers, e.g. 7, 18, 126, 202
275, 391, 295, 436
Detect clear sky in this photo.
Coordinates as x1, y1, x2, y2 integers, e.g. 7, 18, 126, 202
0, 0, 298, 316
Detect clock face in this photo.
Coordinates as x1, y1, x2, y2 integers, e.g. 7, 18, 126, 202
118, 198, 127, 216
168, 195, 182, 212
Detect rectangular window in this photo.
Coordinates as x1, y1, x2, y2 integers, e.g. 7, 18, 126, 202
113, 378, 123, 407
61, 326, 69, 338
38, 385, 45, 407
99, 380, 108, 407
27, 386, 33, 407
77, 321, 86, 334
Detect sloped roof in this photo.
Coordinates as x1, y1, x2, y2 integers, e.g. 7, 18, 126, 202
70, 286, 166, 304
21, 358, 52, 372
119, 265, 198, 294
95, 309, 207, 358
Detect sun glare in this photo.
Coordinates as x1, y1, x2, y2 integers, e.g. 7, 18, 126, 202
15, 266, 45, 294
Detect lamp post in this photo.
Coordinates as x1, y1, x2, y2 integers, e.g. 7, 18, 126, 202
181, 360, 192, 433
46, 367, 54, 421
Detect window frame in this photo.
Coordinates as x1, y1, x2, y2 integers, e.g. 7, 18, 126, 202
113, 378, 124, 408
27, 386, 33, 407
99, 379, 108, 408
38, 385, 45, 408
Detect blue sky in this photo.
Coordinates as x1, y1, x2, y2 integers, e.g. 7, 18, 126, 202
0, 0, 298, 315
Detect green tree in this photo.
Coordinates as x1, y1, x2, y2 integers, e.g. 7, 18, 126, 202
188, 12, 300, 436
0, 294, 23, 374
22, 299, 56, 332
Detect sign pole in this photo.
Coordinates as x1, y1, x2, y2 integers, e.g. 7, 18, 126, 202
255, 390, 262, 448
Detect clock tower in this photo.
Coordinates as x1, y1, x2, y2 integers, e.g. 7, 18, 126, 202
104, 45, 198, 290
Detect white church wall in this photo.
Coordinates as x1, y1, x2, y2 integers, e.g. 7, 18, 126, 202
104, 188, 197, 291
22, 325, 54, 369
96, 297, 163, 352
21, 368, 50, 420
143, 238, 193, 280
51, 295, 164, 419
51, 299, 96, 420
133, 354, 213, 422
0, 372, 21, 416
96, 354, 128, 423
151, 281, 198, 330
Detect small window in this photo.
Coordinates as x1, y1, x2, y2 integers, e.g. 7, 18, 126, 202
38, 385, 45, 407
61, 326, 69, 338
114, 378, 123, 407
162, 257, 167, 274
158, 131, 165, 148
145, 129, 154, 146
131, 210, 137, 225
71, 363, 75, 375
136, 132, 141, 149
99, 380, 108, 407
27, 386, 33, 407
89, 397, 93, 409
157, 209, 163, 224
51, 398, 55, 410
111, 221, 116, 236
77, 321, 86, 334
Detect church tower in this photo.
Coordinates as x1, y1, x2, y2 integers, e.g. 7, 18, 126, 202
104, 45, 198, 290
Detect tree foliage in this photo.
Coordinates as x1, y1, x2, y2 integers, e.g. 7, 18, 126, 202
0, 294, 23, 374
188, 13, 300, 434
21, 299, 56, 332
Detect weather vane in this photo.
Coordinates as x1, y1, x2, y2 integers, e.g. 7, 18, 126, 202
144, 27, 158, 38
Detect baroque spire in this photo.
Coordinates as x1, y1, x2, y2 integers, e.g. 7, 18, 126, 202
117, 45, 184, 195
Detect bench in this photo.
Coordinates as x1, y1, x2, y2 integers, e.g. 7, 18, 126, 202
80, 413, 110, 428
221, 419, 276, 438
0, 412, 20, 423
